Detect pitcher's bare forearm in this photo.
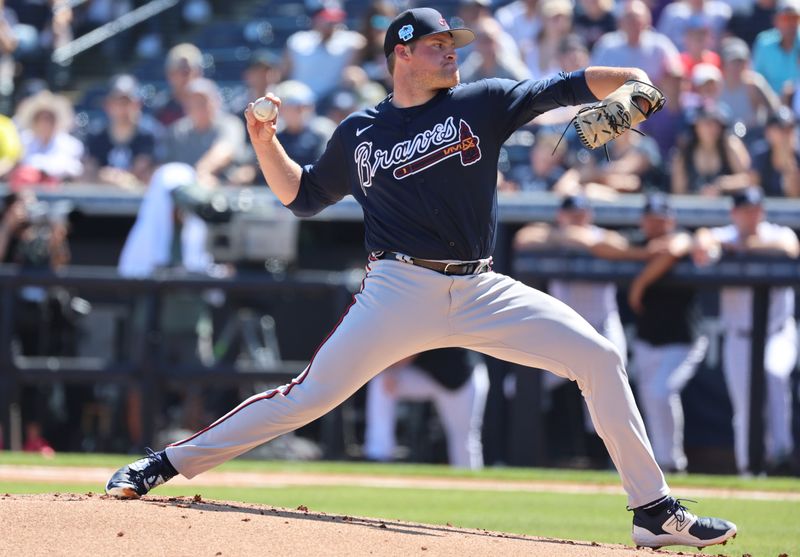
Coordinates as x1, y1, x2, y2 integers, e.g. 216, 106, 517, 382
245, 94, 302, 206
584, 66, 650, 100
253, 138, 302, 206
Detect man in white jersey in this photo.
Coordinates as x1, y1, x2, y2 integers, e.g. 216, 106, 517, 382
693, 186, 799, 474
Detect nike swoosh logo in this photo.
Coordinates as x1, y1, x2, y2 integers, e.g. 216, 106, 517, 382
356, 125, 373, 137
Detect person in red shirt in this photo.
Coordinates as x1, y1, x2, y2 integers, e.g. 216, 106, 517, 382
678, 14, 721, 75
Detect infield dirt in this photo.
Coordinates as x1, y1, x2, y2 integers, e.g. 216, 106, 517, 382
0, 493, 692, 557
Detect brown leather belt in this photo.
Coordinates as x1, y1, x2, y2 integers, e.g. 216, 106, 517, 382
373, 251, 492, 276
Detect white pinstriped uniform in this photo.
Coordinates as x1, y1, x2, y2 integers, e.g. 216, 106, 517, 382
709, 223, 798, 471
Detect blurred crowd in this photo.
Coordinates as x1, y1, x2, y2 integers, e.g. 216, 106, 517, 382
0, 0, 798, 199
0, 0, 798, 475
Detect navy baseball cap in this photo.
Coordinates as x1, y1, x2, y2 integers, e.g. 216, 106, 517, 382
642, 192, 674, 217
383, 8, 475, 58
732, 187, 764, 208
560, 194, 591, 211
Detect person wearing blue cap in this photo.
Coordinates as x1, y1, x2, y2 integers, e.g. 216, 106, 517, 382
109, 6, 737, 550
83, 74, 157, 189
627, 192, 707, 474
693, 186, 799, 474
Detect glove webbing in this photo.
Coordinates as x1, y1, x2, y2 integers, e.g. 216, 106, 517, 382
553, 84, 653, 161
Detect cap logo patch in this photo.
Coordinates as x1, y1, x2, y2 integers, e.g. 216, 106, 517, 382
398, 24, 414, 41
439, 17, 447, 27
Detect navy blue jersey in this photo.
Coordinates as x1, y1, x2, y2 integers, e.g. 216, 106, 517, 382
287, 71, 596, 260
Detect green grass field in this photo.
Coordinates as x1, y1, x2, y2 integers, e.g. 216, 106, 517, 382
1, 452, 798, 556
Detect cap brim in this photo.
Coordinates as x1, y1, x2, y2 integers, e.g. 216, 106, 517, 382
423, 28, 476, 49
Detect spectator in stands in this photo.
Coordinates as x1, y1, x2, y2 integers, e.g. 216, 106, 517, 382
718, 37, 781, 142
459, 16, 531, 82
678, 15, 721, 76
657, 0, 731, 50
364, 348, 489, 469
522, 0, 575, 80
83, 74, 157, 190
354, 0, 397, 91
692, 186, 799, 475
690, 63, 724, 105
0, 112, 21, 179
154, 43, 204, 127
627, 192, 707, 473
670, 102, 752, 195
0, 2, 19, 114
727, 0, 778, 46
749, 105, 800, 196
752, 0, 800, 100
640, 62, 689, 163
573, 0, 616, 50
571, 125, 664, 194
282, 2, 366, 100
23, 422, 54, 456
504, 130, 572, 192
320, 65, 386, 117
495, 0, 541, 49
11, 89, 83, 188
161, 77, 245, 185
591, 0, 680, 85
457, 0, 521, 63
7, 0, 72, 83
229, 49, 283, 123
273, 80, 332, 167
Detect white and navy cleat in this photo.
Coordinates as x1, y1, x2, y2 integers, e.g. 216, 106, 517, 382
105, 448, 178, 499
631, 497, 737, 549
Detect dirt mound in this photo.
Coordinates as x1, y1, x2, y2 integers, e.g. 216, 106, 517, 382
0, 493, 681, 557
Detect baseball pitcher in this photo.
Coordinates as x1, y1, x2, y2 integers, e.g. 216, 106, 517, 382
107, 7, 736, 550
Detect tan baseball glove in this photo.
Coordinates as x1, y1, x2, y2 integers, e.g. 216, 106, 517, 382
572, 79, 665, 150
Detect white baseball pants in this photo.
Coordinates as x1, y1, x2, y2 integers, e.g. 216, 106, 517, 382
363, 360, 489, 469
541, 310, 627, 433
632, 337, 708, 472
722, 318, 797, 472
166, 259, 668, 507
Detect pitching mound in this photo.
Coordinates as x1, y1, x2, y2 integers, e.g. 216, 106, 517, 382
0, 493, 688, 557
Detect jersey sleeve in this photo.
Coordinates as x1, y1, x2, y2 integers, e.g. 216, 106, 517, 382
486, 71, 598, 137
709, 224, 738, 243
286, 128, 351, 217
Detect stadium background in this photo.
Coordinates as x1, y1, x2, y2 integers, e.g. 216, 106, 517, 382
0, 0, 797, 479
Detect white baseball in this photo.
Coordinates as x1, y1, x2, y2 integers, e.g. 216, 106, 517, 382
252, 97, 278, 122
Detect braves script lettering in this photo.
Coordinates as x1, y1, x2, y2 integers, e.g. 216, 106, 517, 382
355, 117, 481, 195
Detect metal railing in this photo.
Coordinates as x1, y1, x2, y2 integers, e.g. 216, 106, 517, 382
0, 265, 354, 453
513, 250, 800, 474
52, 0, 180, 65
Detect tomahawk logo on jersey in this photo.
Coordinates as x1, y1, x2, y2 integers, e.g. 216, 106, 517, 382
354, 116, 482, 194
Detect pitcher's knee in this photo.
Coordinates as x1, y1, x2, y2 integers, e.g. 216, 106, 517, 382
567, 336, 627, 386
587, 336, 626, 374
